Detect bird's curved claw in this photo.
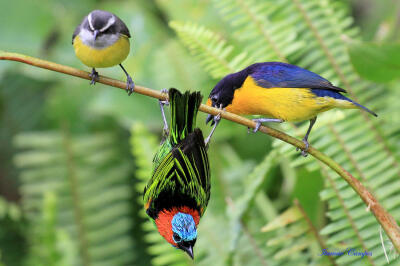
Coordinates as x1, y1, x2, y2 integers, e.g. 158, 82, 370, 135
206, 104, 224, 126
126, 75, 135, 96
249, 118, 283, 134
159, 88, 170, 137
204, 113, 221, 148
159, 89, 169, 106
296, 138, 310, 157
248, 121, 262, 134
89, 69, 99, 85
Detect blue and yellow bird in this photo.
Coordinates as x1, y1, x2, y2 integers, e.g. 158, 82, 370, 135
72, 10, 135, 95
206, 62, 377, 156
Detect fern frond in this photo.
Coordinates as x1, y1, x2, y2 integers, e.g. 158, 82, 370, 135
14, 130, 135, 266
212, 0, 303, 63
261, 201, 334, 265
171, 0, 400, 264
264, 1, 400, 263
225, 151, 277, 263
170, 21, 252, 78
25, 192, 77, 266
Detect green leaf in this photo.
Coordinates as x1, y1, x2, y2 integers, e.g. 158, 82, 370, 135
348, 42, 400, 82
14, 129, 135, 266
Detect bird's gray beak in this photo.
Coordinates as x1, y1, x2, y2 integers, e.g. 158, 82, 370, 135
206, 114, 214, 125
93, 30, 99, 40
181, 245, 194, 260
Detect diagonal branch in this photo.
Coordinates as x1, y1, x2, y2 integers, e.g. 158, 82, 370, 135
1, 51, 400, 253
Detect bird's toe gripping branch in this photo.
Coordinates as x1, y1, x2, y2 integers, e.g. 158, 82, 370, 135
126, 75, 135, 96
249, 118, 284, 133
89, 68, 99, 85
205, 104, 223, 148
296, 138, 310, 157
204, 113, 221, 148
296, 117, 317, 157
159, 89, 169, 137
119, 64, 135, 95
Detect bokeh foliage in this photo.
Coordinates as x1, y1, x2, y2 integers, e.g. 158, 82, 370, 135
0, 0, 399, 265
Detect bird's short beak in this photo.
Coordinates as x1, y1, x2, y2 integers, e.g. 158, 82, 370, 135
93, 30, 99, 40
181, 245, 194, 260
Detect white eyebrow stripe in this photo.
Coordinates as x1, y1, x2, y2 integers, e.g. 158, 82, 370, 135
88, 13, 94, 31
99, 16, 115, 32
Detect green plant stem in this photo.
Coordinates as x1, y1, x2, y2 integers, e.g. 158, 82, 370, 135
1, 51, 400, 252
294, 199, 338, 266
61, 123, 90, 266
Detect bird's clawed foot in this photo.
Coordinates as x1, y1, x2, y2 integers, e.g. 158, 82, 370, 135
119, 64, 135, 95
205, 104, 223, 148
296, 138, 310, 157
159, 89, 169, 136
296, 117, 316, 157
126, 75, 135, 96
248, 118, 283, 133
159, 88, 169, 105
89, 68, 99, 85
205, 112, 221, 148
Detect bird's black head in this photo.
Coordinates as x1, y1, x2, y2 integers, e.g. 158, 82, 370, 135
206, 69, 248, 124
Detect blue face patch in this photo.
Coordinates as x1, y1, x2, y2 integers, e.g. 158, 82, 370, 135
171, 212, 197, 243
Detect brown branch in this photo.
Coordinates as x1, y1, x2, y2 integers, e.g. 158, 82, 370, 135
1, 51, 400, 252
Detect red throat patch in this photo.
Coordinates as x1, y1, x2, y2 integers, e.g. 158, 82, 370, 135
155, 206, 200, 246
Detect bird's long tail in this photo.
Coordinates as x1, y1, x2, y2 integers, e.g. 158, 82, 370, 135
312, 89, 377, 117
169, 88, 202, 145
350, 100, 378, 117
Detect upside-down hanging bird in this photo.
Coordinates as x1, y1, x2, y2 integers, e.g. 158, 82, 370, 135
144, 88, 211, 259
72, 10, 135, 95
206, 62, 377, 156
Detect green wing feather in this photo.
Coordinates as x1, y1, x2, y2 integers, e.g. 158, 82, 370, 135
144, 89, 210, 217
152, 88, 202, 171
145, 130, 210, 213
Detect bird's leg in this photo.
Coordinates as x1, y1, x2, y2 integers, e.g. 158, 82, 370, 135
89, 68, 99, 85
119, 64, 135, 95
205, 104, 223, 148
296, 116, 317, 157
250, 118, 284, 133
159, 89, 169, 137
205, 114, 221, 148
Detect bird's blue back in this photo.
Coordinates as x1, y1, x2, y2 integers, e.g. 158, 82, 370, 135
247, 62, 344, 91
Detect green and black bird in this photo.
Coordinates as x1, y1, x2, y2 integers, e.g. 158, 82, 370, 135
143, 89, 211, 259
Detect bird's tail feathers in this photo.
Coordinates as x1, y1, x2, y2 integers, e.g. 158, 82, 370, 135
350, 100, 378, 117
169, 88, 202, 144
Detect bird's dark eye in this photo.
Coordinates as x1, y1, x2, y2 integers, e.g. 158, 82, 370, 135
211, 96, 218, 103
173, 233, 182, 243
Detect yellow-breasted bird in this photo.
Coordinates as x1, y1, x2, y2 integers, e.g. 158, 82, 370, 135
144, 89, 211, 259
72, 10, 135, 95
206, 62, 377, 156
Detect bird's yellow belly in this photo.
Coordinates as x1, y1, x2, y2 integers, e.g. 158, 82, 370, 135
225, 77, 339, 122
73, 35, 130, 68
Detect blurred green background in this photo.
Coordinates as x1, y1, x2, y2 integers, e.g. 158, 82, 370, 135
1, 0, 400, 265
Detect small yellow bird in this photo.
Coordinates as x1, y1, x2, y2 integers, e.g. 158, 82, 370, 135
72, 10, 134, 95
